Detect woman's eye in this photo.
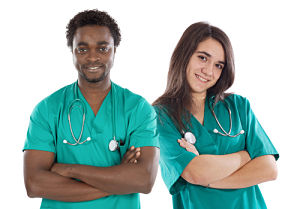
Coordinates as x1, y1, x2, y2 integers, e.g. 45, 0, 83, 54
215, 64, 224, 70
198, 56, 207, 61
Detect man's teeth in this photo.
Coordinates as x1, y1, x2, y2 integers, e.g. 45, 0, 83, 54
195, 74, 208, 82
88, 66, 100, 70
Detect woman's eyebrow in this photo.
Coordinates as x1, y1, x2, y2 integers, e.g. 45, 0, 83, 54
196, 51, 225, 64
196, 51, 211, 57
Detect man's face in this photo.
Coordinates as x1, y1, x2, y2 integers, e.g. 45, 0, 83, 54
72, 25, 115, 83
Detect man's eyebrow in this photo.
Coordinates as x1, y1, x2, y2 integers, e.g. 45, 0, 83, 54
76, 41, 112, 46
97, 41, 111, 45
196, 51, 225, 64
77, 42, 88, 46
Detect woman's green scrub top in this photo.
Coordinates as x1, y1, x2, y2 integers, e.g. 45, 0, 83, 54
24, 81, 159, 209
154, 94, 279, 209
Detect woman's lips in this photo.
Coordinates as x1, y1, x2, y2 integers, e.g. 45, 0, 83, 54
195, 73, 209, 82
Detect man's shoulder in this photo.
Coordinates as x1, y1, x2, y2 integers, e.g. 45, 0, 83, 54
33, 83, 74, 113
44, 83, 74, 101
113, 82, 146, 104
113, 82, 153, 114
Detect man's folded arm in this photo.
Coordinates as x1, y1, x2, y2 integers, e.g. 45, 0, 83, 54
23, 150, 110, 202
51, 146, 160, 194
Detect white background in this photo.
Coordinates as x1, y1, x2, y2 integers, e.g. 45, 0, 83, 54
1, 0, 299, 208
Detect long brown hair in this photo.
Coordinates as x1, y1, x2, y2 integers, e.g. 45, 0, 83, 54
153, 22, 235, 131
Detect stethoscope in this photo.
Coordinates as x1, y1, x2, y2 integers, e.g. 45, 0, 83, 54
183, 98, 244, 145
63, 82, 121, 151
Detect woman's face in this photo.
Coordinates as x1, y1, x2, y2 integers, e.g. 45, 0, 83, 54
186, 38, 225, 97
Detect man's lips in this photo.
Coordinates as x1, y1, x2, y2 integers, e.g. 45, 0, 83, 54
83, 65, 105, 72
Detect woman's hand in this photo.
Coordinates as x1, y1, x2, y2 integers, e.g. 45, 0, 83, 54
178, 138, 199, 155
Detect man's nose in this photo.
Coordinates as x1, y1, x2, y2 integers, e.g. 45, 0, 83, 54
87, 49, 100, 62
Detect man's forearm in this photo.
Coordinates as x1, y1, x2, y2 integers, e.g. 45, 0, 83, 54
209, 155, 278, 189
66, 163, 152, 194
26, 169, 110, 202
52, 147, 159, 195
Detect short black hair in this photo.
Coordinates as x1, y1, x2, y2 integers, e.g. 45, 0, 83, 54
66, 9, 121, 48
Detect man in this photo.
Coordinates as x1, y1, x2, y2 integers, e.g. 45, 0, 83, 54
23, 9, 160, 209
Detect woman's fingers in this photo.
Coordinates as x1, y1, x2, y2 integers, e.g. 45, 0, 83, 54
178, 138, 199, 155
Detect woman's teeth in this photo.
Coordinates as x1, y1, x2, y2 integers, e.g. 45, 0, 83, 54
195, 74, 208, 82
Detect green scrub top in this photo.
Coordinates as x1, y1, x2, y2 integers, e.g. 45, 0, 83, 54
24, 81, 159, 209
154, 94, 279, 209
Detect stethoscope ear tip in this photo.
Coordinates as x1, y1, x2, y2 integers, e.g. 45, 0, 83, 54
240, 130, 245, 134
86, 137, 91, 141
213, 129, 218, 133
63, 139, 67, 144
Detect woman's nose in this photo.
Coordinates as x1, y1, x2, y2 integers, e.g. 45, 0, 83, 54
201, 62, 213, 76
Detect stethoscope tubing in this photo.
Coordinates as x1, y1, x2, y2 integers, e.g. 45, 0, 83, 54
63, 82, 118, 150
183, 98, 245, 144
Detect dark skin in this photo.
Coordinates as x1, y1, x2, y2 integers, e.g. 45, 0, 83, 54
24, 25, 159, 201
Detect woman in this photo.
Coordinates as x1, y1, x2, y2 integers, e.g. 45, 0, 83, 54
153, 22, 279, 209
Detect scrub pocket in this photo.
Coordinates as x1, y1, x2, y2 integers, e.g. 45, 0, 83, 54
119, 144, 128, 159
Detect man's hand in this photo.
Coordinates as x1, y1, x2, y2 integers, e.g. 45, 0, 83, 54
178, 138, 199, 155
121, 146, 141, 164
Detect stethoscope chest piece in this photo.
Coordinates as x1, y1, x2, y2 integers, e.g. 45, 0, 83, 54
184, 132, 196, 144
109, 138, 119, 151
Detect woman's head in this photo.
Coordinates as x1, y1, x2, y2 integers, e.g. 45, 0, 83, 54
166, 22, 235, 102
153, 22, 235, 131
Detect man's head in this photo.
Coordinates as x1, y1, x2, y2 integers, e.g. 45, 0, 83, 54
66, 10, 121, 83
66, 9, 121, 49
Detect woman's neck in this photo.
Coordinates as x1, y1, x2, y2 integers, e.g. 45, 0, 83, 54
190, 92, 206, 112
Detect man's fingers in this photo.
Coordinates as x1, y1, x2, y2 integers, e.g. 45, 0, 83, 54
122, 146, 141, 164
129, 151, 140, 163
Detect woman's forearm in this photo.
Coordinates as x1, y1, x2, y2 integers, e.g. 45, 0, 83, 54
182, 150, 251, 185
209, 155, 277, 189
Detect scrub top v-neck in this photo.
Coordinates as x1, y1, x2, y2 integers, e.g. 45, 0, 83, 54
24, 81, 159, 209
154, 94, 279, 209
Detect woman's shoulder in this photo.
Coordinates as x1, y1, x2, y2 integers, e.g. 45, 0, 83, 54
224, 94, 252, 116
226, 93, 250, 107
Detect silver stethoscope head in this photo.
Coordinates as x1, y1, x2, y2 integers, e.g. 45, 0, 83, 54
184, 131, 196, 144
108, 137, 119, 151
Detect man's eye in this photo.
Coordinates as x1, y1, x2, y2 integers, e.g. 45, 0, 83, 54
99, 47, 109, 52
77, 48, 87, 53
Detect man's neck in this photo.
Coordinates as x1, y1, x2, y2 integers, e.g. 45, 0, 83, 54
78, 78, 111, 97
78, 77, 111, 115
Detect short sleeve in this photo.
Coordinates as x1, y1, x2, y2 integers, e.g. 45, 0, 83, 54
243, 98, 279, 160
154, 106, 197, 195
23, 100, 56, 153
127, 99, 160, 148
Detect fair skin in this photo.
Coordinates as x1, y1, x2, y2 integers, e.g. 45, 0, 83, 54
180, 38, 277, 188
24, 25, 159, 201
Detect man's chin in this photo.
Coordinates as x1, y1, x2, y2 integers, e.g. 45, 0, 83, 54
84, 74, 107, 83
